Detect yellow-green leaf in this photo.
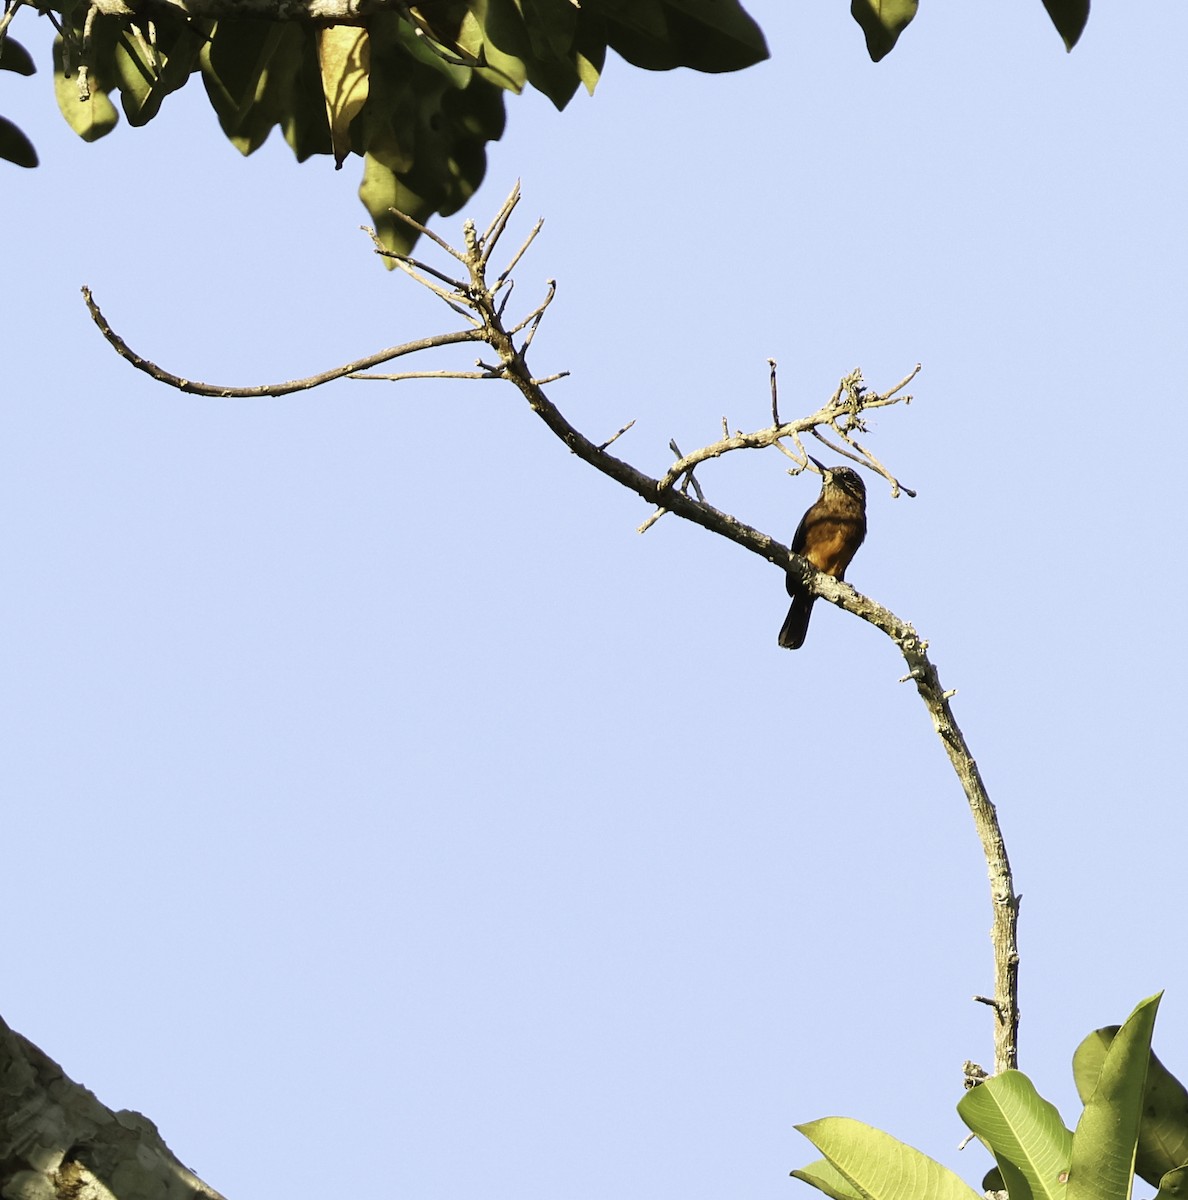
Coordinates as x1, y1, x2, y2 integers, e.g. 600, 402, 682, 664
316, 24, 370, 168
850, 0, 919, 62
358, 151, 430, 262
957, 1071, 1072, 1200
795, 1116, 981, 1200
52, 36, 119, 142
1068, 993, 1162, 1200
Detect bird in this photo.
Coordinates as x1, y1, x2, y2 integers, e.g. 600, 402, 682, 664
778, 459, 867, 650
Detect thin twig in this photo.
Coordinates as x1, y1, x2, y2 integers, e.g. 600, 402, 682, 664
495, 217, 544, 289
669, 439, 706, 503
363, 230, 465, 291
637, 508, 669, 534
0, 0, 25, 44
881, 363, 922, 398
508, 280, 556, 337
769, 359, 780, 426
496, 279, 515, 320
480, 180, 521, 264
838, 431, 917, 499
350, 370, 498, 382
598, 419, 635, 451
385, 204, 466, 263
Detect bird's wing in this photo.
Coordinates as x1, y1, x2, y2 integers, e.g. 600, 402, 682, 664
790, 510, 810, 555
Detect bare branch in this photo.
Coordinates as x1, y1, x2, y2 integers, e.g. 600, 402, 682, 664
83, 191, 1017, 1075
81, 286, 483, 398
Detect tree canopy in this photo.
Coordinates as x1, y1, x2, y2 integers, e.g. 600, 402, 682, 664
1, 0, 1089, 250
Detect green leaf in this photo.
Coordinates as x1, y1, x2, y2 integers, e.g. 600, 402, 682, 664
200, 20, 329, 158
1156, 1166, 1188, 1200
355, 15, 505, 256
599, 0, 768, 73
850, 0, 919, 62
518, 0, 580, 62
0, 115, 37, 167
1074, 1026, 1188, 1187
456, 4, 529, 94
52, 36, 120, 142
358, 153, 433, 262
957, 1070, 1072, 1200
981, 1165, 1007, 1192
1041, 0, 1090, 52
316, 24, 371, 167
1067, 992, 1162, 1200
104, 14, 208, 126
573, 23, 605, 95
795, 1116, 981, 1200
0, 37, 35, 76
791, 1156, 868, 1200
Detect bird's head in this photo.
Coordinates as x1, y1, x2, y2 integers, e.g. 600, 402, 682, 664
808, 456, 867, 502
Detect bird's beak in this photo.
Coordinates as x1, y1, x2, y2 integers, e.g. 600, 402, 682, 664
807, 455, 826, 475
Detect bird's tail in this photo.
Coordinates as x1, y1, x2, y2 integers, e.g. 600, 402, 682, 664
777, 593, 814, 650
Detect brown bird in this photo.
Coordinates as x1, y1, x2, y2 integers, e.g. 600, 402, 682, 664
778, 460, 867, 650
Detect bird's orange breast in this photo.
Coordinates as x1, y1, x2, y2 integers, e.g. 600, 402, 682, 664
802, 516, 864, 578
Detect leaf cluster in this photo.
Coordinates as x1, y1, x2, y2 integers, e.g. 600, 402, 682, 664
5, 0, 1095, 243
36, 0, 765, 255
794, 993, 1188, 1200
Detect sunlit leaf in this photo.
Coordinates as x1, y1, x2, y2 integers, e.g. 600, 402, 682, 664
958, 1070, 1072, 1200
1156, 1165, 1188, 1199
355, 17, 505, 256
317, 24, 370, 168
358, 152, 430, 262
52, 36, 119, 142
107, 15, 208, 126
850, 0, 919, 62
790, 1156, 868, 1200
1074, 1024, 1188, 1187
795, 1116, 981, 1200
1067, 993, 1162, 1200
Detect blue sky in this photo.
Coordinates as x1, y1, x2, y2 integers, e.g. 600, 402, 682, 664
3, 4, 1186, 1198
